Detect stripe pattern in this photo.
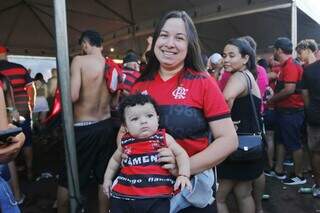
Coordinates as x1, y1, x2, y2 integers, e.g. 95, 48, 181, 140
0, 60, 32, 116
111, 129, 175, 199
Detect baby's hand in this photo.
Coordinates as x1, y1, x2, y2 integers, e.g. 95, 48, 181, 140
174, 175, 192, 192
102, 179, 113, 198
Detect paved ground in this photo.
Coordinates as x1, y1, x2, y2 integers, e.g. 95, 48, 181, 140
16, 132, 320, 213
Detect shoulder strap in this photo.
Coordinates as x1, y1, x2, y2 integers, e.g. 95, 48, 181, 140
242, 71, 261, 134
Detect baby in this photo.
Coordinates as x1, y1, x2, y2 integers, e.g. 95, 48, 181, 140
103, 93, 191, 213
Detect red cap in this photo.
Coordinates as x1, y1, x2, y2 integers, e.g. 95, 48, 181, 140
0, 45, 7, 54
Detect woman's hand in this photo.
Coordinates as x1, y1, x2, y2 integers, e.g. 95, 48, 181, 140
157, 147, 178, 176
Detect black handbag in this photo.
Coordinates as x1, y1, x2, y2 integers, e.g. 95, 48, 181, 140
228, 72, 263, 162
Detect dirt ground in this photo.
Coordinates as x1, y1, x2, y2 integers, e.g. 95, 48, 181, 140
16, 132, 320, 213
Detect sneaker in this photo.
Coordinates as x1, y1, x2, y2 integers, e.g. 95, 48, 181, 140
312, 185, 320, 198
283, 159, 294, 166
264, 170, 287, 180
283, 176, 306, 185
274, 171, 287, 180
264, 170, 275, 177
17, 193, 26, 205
262, 194, 270, 200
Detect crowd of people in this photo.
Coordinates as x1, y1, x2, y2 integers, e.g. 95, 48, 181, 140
0, 9, 319, 213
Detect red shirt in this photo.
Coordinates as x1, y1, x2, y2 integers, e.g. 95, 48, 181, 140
274, 57, 304, 109
132, 68, 230, 156
269, 65, 281, 91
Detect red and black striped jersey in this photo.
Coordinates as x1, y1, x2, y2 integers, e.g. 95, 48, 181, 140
0, 60, 32, 116
132, 68, 230, 156
121, 68, 141, 93
111, 129, 175, 199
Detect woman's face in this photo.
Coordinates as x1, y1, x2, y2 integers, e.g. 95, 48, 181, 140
223, 44, 248, 73
154, 18, 188, 72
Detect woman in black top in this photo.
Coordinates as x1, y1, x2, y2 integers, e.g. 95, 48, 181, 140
216, 38, 263, 213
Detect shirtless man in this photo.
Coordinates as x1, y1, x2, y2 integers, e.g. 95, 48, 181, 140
57, 30, 117, 213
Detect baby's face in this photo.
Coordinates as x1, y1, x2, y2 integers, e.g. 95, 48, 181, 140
124, 103, 159, 139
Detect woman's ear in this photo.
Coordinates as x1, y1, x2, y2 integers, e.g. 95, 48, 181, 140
243, 54, 249, 65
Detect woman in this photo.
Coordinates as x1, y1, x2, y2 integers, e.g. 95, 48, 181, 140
130, 10, 238, 212
33, 73, 49, 131
216, 38, 263, 213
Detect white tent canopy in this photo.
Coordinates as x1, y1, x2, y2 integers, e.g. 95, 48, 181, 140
296, 0, 320, 25
0, 0, 319, 57
2, 1, 319, 211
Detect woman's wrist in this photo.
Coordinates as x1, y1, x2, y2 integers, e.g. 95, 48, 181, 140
178, 174, 190, 178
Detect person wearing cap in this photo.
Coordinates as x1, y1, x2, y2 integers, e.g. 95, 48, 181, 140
123, 50, 140, 72
121, 51, 141, 96
296, 39, 320, 198
207, 53, 224, 80
267, 37, 306, 185
0, 45, 35, 184
110, 51, 142, 132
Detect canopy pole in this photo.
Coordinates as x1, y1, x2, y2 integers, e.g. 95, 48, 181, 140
53, 0, 81, 212
291, 0, 297, 57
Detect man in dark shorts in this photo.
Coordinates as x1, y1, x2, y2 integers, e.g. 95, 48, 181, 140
296, 39, 320, 197
268, 37, 305, 185
56, 31, 116, 213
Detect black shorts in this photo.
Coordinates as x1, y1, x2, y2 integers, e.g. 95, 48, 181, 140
58, 118, 117, 190
110, 197, 170, 213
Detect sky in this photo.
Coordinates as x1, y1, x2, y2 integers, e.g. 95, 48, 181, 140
7, 55, 56, 82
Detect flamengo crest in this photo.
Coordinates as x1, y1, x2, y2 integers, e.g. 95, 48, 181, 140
172, 86, 188, 99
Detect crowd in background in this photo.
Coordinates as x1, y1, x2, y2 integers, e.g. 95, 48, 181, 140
0, 9, 320, 213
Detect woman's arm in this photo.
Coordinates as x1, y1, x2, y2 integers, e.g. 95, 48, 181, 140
44, 83, 48, 98
223, 72, 247, 109
159, 118, 237, 176
189, 118, 238, 175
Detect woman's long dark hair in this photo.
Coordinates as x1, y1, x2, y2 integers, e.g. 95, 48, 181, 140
226, 38, 257, 78
138, 10, 205, 81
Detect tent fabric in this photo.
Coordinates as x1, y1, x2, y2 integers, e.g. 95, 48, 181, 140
296, 0, 320, 25
0, 0, 319, 57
